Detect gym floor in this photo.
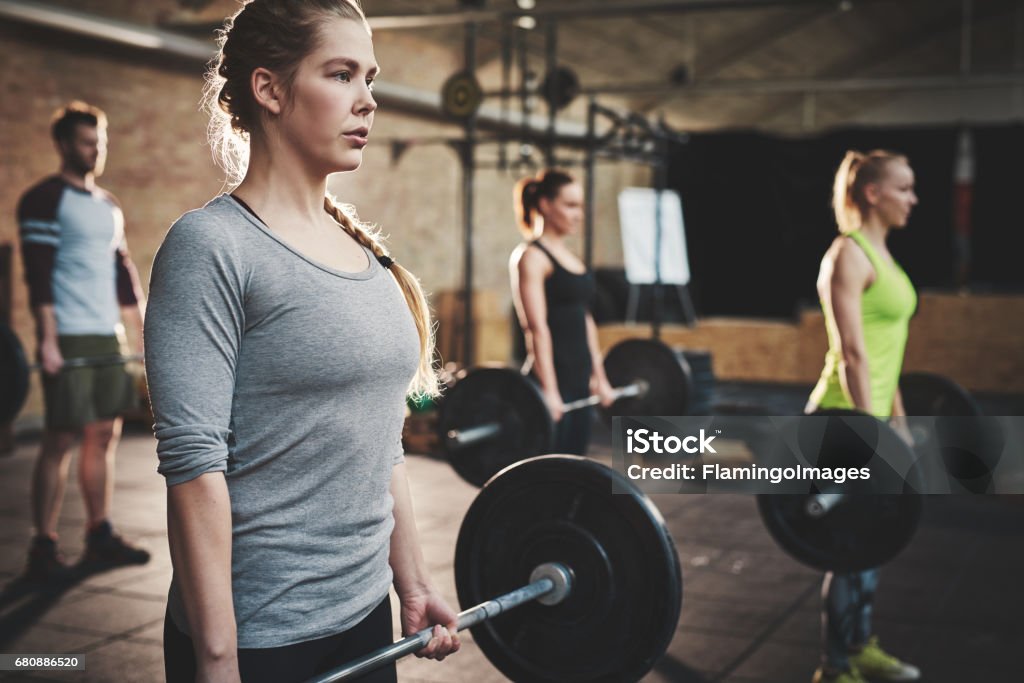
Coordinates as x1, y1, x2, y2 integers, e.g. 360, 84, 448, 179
0, 383, 1022, 683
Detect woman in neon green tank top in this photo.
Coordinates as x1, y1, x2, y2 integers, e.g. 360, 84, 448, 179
807, 151, 921, 683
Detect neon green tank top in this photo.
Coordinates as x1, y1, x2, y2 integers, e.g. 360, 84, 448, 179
809, 230, 917, 418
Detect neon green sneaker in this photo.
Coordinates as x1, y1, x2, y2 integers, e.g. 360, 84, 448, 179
811, 666, 868, 683
849, 636, 921, 681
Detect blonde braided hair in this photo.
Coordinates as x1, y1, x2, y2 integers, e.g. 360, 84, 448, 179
323, 197, 438, 397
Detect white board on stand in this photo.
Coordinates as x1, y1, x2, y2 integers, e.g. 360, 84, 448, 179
617, 187, 690, 286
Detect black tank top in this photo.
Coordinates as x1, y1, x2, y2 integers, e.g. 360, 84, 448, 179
529, 241, 595, 400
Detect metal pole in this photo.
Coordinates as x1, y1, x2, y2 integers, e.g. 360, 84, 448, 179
518, 24, 532, 165
366, 0, 898, 30
28, 354, 144, 371
960, 0, 973, 77
462, 23, 478, 366
484, 72, 1024, 98
584, 98, 597, 270
305, 563, 572, 683
307, 577, 556, 683
652, 142, 667, 340
1015, 2, 1024, 116
499, 20, 512, 171
544, 20, 558, 166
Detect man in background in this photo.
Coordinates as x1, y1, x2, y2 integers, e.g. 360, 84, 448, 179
17, 100, 149, 581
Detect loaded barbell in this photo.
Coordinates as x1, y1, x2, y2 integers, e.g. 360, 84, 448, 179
436, 338, 705, 486
753, 408, 925, 573
1, 322, 143, 423
436, 334, 996, 574
755, 371, 998, 572
444, 380, 649, 449
311, 383, 991, 682
306, 455, 683, 683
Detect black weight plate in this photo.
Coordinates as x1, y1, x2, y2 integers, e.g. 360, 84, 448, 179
438, 367, 554, 487
540, 65, 580, 110
455, 455, 682, 683
757, 409, 923, 572
602, 338, 693, 425
758, 493, 921, 573
1, 323, 30, 423
441, 70, 484, 120
899, 373, 1002, 492
934, 416, 1006, 492
899, 372, 981, 417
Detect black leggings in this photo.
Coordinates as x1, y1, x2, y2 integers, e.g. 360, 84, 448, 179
532, 370, 594, 456
163, 595, 397, 683
553, 404, 593, 455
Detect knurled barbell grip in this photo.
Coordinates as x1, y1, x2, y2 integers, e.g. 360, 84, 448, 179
305, 562, 573, 683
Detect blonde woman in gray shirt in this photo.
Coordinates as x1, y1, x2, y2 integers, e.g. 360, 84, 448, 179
145, 2, 458, 681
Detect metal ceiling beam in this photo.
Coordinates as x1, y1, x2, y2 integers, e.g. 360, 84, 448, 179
635, 5, 834, 112
0, 0, 586, 139
483, 71, 1022, 101
366, 0, 899, 30
741, 0, 1013, 127
678, 6, 833, 81
578, 72, 1024, 96
0, 0, 214, 61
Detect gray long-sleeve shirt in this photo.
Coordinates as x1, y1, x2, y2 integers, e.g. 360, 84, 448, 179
145, 194, 420, 648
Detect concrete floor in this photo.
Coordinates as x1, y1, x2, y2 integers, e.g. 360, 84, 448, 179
1, 388, 1022, 682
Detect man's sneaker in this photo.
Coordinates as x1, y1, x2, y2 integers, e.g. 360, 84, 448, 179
812, 666, 868, 683
24, 535, 74, 583
849, 636, 921, 681
83, 520, 150, 567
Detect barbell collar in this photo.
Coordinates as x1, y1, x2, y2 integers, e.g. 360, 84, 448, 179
618, 379, 650, 399
530, 561, 574, 606
446, 421, 504, 450
804, 492, 846, 519
305, 562, 572, 683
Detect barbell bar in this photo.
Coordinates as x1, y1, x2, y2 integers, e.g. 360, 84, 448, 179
306, 454, 682, 683
1, 322, 144, 423
307, 563, 573, 683
28, 353, 144, 371
444, 380, 650, 450
563, 379, 649, 411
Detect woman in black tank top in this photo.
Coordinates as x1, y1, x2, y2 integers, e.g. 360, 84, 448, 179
509, 169, 616, 455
